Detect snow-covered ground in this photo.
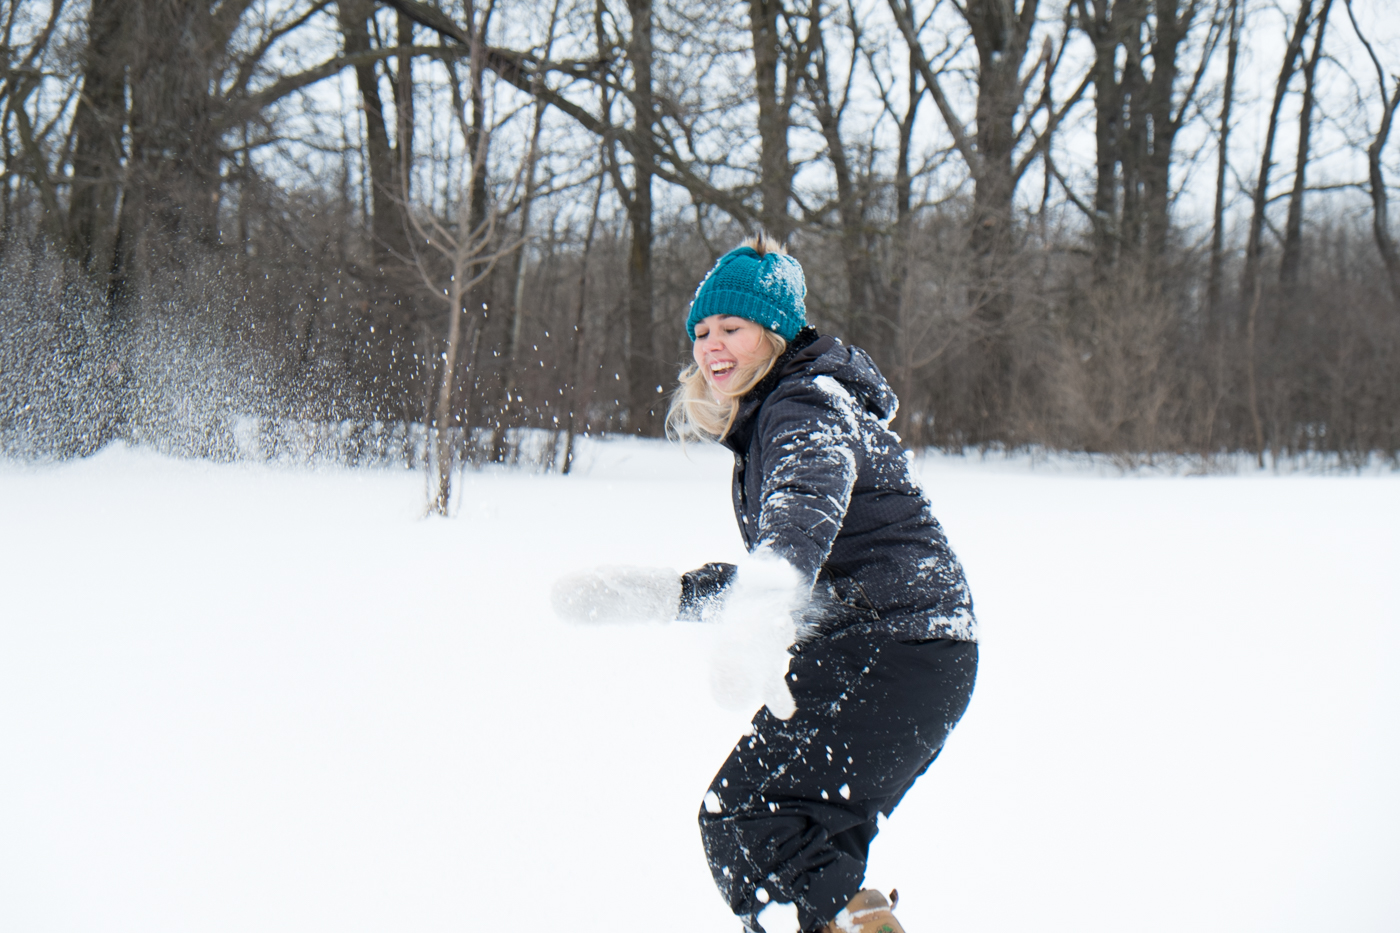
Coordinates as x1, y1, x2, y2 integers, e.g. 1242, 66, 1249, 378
2, 439, 1397, 933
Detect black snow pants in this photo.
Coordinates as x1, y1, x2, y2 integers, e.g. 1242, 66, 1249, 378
698, 629, 977, 933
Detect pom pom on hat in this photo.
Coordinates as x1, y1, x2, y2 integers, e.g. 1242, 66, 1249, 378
686, 244, 807, 342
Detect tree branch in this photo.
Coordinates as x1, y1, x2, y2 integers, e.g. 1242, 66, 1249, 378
886, 0, 980, 173
377, 0, 755, 223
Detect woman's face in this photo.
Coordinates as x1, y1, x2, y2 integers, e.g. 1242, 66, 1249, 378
692, 315, 769, 392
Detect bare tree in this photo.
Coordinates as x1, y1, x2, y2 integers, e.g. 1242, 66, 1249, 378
1242, 0, 1315, 298
561, 165, 608, 474
1137, 0, 1219, 262
620, 0, 660, 435
804, 1, 878, 347
3, 0, 75, 247
884, 48, 930, 403
10, 0, 405, 289
1075, 0, 1220, 272
1207, 0, 1240, 315
402, 28, 524, 515
504, 0, 565, 391
66, 0, 124, 285
338, 0, 414, 266
1076, 0, 1145, 273
889, 0, 1086, 440
749, 0, 815, 240
380, 0, 693, 436
383, 0, 755, 223
1280, 0, 1333, 285
1344, 0, 1400, 303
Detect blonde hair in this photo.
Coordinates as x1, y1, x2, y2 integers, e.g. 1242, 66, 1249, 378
666, 329, 787, 442
744, 231, 787, 257
667, 232, 792, 442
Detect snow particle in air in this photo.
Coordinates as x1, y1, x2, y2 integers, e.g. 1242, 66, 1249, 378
704, 791, 723, 814
839, 783, 851, 799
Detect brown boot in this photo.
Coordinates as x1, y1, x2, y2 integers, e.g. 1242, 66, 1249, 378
824, 889, 905, 933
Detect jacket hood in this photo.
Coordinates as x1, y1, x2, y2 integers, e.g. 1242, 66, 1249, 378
788, 338, 899, 425
724, 329, 899, 451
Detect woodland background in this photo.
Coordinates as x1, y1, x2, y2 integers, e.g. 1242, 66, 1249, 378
1, 0, 1398, 506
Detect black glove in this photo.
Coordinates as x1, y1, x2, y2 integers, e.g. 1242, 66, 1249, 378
677, 562, 738, 621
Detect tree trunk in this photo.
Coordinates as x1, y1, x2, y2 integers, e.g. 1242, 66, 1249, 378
1245, 276, 1265, 468
1344, 0, 1400, 303
67, 0, 127, 287
963, 0, 1040, 442
502, 0, 563, 419
807, 10, 879, 353
562, 169, 608, 475
500, 105, 547, 414
396, 11, 415, 205
891, 57, 923, 438
1366, 96, 1400, 304
431, 14, 495, 511
433, 231, 471, 515
888, 0, 1043, 443
1117, 28, 1148, 254
1242, 0, 1314, 298
337, 0, 409, 264
749, 0, 792, 239
455, 3, 504, 461
1208, 0, 1240, 316
1078, 0, 1144, 274
1369, 96, 1400, 303
1140, 0, 1199, 263
1280, 0, 1333, 285
624, 0, 660, 436
965, 0, 1037, 263
121, 1, 227, 253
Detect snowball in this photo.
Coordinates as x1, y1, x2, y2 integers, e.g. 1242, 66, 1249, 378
550, 565, 680, 624
707, 550, 806, 720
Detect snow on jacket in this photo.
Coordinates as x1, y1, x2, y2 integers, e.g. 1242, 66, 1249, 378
721, 328, 978, 643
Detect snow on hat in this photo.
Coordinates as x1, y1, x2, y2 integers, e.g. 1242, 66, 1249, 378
686, 245, 807, 342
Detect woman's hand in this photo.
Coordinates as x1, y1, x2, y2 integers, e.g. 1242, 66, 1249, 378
551, 554, 807, 721
678, 562, 738, 620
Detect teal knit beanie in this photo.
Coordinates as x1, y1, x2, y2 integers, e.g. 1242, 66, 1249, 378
686, 246, 807, 342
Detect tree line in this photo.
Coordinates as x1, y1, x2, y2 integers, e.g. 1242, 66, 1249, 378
1, 0, 1398, 502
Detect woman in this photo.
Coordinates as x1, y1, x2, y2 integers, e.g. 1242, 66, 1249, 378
669, 236, 978, 933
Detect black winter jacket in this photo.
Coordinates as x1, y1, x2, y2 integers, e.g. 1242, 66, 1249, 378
721, 328, 977, 643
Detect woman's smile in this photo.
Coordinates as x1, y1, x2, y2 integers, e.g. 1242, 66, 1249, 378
693, 314, 767, 392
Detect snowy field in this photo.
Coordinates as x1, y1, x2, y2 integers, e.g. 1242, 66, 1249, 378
2, 438, 1397, 933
